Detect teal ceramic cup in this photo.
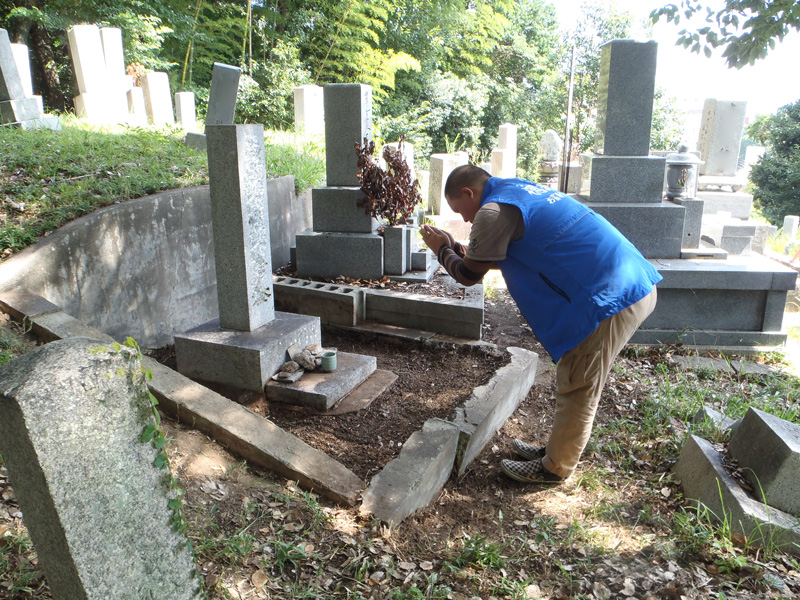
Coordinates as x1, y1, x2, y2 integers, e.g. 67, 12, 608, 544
321, 351, 337, 372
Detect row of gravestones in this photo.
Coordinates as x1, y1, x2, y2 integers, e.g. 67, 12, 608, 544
66, 24, 196, 128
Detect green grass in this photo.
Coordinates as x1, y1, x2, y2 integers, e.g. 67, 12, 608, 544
0, 118, 325, 256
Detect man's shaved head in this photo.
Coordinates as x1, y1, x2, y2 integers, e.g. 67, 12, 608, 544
444, 165, 491, 200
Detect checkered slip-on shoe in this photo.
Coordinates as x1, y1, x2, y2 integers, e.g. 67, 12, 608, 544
512, 439, 546, 461
500, 458, 565, 484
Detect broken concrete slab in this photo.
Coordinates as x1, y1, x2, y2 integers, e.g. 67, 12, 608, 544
669, 355, 735, 373
265, 351, 377, 411
727, 407, 800, 516
365, 282, 484, 339
360, 419, 459, 526
692, 405, 738, 433
324, 369, 398, 415
144, 357, 363, 506
674, 434, 800, 556
670, 354, 782, 377
452, 347, 539, 475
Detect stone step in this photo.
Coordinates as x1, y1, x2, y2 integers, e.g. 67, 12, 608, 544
674, 434, 800, 556
265, 350, 377, 411
728, 407, 800, 516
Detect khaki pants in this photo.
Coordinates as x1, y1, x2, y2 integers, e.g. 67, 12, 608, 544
542, 286, 658, 478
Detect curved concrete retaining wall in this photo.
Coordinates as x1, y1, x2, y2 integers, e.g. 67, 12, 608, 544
0, 178, 311, 348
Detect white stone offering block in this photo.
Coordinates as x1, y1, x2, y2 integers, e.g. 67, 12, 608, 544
175, 91, 196, 130
142, 71, 174, 126
67, 25, 107, 95
294, 84, 324, 136
0, 338, 201, 600
10, 43, 32, 97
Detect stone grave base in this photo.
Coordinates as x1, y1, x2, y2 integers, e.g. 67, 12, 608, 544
174, 312, 321, 391
633, 254, 796, 347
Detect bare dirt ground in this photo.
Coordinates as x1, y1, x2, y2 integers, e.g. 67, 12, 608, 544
2, 278, 800, 599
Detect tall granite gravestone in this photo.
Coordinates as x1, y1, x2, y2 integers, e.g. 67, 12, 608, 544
174, 124, 321, 391
295, 84, 435, 282
0, 29, 58, 129
576, 39, 796, 348
294, 84, 324, 136
0, 337, 200, 600
185, 62, 241, 151
580, 39, 684, 259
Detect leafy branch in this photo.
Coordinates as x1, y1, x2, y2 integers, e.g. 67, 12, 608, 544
355, 136, 422, 227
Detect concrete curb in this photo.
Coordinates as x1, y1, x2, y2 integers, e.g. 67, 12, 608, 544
146, 358, 363, 506
453, 347, 539, 476
360, 419, 460, 526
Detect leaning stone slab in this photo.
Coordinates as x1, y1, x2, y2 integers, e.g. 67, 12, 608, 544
728, 408, 800, 517
0, 338, 201, 600
360, 419, 459, 526
265, 351, 377, 411
452, 347, 539, 475
674, 434, 800, 556
145, 357, 362, 506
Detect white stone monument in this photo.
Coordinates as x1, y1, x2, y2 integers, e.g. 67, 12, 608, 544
498, 123, 517, 178
293, 84, 324, 136
142, 71, 174, 126
175, 91, 197, 130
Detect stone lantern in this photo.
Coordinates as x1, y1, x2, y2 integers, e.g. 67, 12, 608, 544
664, 143, 703, 200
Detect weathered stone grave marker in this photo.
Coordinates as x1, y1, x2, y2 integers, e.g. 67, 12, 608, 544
185, 62, 241, 151
0, 28, 58, 129
0, 337, 200, 600
294, 84, 324, 135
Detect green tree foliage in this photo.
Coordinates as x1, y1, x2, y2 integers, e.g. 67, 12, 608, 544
749, 100, 800, 224
650, 0, 800, 69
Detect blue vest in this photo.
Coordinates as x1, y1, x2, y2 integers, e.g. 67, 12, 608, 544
483, 178, 662, 362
